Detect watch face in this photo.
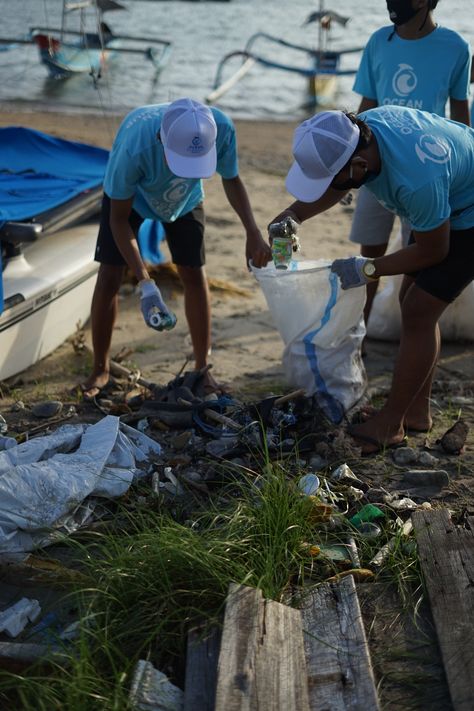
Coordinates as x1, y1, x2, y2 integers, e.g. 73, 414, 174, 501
364, 261, 376, 277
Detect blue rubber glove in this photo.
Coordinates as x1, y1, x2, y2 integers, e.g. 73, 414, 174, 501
139, 279, 174, 331
331, 257, 374, 290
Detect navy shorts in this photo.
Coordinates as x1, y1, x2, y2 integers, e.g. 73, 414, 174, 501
407, 226, 474, 303
94, 194, 206, 267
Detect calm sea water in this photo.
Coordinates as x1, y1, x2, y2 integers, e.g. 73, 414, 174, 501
0, 0, 472, 120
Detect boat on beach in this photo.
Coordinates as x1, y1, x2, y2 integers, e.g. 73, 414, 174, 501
0, 0, 172, 81
206, 1, 362, 109
0, 127, 108, 382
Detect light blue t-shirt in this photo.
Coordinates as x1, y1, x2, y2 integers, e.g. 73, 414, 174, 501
360, 106, 474, 231
354, 26, 470, 116
103, 104, 238, 222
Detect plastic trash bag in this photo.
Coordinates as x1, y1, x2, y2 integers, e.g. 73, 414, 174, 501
0, 416, 162, 560
368, 230, 474, 342
252, 260, 367, 422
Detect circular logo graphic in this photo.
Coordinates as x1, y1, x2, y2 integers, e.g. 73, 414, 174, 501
415, 134, 451, 164
192, 136, 201, 146
392, 63, 417, 97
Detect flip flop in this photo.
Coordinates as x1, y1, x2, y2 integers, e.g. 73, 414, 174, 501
347, 425, 408, 456
78, 378, 117, 402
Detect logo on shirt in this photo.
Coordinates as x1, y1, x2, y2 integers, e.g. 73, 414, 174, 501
392, 64, 417, 97
415, 134, 451, 164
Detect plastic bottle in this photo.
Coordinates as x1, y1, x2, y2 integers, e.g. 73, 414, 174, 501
268, 216, 300, 270
148, 307, 177, 331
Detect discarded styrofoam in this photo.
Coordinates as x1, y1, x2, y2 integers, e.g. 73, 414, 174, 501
129, 659, 184, 711
0, 598, 41, 637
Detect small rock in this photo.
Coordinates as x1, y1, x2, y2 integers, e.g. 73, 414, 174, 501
417, 451, 439, 466
401, 469, 449, 488
11, 401, 25, 412
392, 446, 418, 465
31, 401, 63, 419
171, 430, 193, 450
438, 420, 469, 454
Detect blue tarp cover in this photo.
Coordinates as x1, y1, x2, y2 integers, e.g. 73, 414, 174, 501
0, 126, 165, 317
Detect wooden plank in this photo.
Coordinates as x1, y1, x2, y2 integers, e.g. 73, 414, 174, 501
413, 509, 474, 711
214, 583, 310, 710
184, 624, 221, 711
300, 575, 380, 711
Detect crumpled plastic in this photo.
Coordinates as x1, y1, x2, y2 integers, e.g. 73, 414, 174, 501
0, 416, 161, 560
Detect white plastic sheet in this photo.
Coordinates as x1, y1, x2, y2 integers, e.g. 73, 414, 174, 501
252, 260, 367, 422
0, 416, 161, 560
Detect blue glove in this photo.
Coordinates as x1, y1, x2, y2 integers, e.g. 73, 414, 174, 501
331, 257, 374, 290
139, 279, 175, 331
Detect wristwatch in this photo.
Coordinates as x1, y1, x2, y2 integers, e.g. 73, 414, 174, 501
362, 260, 378, 280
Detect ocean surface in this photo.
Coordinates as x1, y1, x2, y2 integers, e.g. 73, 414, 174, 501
0, 0, 472, 120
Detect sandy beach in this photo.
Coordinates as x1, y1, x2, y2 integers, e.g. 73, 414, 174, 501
0, 106, 359, 396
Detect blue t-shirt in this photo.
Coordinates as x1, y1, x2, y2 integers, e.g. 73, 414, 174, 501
353, 26, 470, 116
360, 106, 474, 231
103, 104, 238, 222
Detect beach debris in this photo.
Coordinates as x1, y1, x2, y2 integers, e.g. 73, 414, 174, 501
0, 414, 7, 435
11, 401, 25, 412
349, 504, 385, 529
383, 494, 418, 512
328, 463, 368, 490
0, 598, 41, 638
370, 520, 413, 567
298, 473, 320, 496
357, 522, 382, 539
31, 401, 63, 419
438, 419, 469, 454
129, 659, 184, 711
0, 435, 17, 450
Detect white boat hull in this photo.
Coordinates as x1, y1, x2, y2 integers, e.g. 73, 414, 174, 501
0, 222, 99, 381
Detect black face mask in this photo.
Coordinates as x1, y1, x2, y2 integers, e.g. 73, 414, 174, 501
386, 0, 419, 26
331, 169, 378, 191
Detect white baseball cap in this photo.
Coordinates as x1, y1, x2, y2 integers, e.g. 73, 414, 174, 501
285, 111, 360, 202
160, 98, 218, 178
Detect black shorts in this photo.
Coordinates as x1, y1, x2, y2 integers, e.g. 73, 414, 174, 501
407, 227, 474, 303
94, 194, 206, 267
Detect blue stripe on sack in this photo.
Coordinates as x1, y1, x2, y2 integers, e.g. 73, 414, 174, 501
303, 271, 343, 422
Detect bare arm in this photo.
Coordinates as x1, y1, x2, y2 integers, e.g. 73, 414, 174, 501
357, 97, 378, 114
450, 98, 470, 126
109, 197, 150, 282
222, 175, 272, 268
374, 220, 450, 276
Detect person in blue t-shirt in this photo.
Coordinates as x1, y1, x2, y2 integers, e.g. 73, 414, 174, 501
81, 98, 271, 400
350, 0, 471, 327
270, 106, 474, 454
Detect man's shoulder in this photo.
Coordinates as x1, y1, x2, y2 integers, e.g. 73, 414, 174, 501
120, 104, 167, 132
431, 25, 470, 50
366, 25, 394, 45
210, 107, 235, 133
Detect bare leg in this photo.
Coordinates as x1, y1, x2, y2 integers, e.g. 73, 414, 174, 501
81, 263, 125, 397
349, 283, 448, 452
176, 264, 211, 370
361, 243, 388, 325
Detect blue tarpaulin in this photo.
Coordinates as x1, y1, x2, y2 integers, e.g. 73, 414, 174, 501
0, 127, 166, 316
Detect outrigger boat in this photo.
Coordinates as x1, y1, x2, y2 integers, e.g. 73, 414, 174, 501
0, 0, 172, 81
0, 127, 108, 381
206, 1, 362, 108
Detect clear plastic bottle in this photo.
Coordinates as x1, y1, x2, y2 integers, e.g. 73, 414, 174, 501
148, 307, 177, 331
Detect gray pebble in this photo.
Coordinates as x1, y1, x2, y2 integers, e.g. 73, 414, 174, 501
392, 446, 418, 465
417, 451, 439, 467
401, 469, 449, 488
31, 401, 63, 419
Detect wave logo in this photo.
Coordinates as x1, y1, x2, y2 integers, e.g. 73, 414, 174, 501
392, 64, 417, 97
188, 135, 204, 153
415, 134, 451, 164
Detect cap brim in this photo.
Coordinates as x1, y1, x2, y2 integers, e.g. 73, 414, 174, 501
164, 144, 217, 179
285, 160, 332, 203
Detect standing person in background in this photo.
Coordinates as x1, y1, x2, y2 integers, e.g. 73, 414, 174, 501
81, 98, 271, 400
349, 0, 471, 327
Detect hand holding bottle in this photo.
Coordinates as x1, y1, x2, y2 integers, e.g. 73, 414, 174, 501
139, 279, 177, 331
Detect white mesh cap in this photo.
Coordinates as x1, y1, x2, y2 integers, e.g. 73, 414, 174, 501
286, 111, 360, 202
160, 98, 218, 178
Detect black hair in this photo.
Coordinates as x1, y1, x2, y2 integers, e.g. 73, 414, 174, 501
343, 111, 372, 150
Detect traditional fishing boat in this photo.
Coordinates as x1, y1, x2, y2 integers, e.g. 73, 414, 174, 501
206, 1, 362, 108
0, 0, 172, 81
0, 127, 108, 381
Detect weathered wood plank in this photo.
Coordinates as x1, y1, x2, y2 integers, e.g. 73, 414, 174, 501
184, 624, 221, 711
413, 509, 474, 711
214, 583, 310, 711
300, 575, 380, 711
